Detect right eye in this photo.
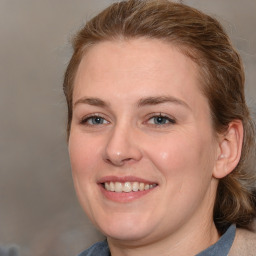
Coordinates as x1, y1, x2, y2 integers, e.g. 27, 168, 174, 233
80, 115, 109, 126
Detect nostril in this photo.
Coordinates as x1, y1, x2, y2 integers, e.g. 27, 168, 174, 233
105, 157, 123, 166
105, 156, 135, 166
124, 158, 133, 162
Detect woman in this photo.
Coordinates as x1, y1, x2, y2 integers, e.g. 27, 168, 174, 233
63, 0, 256, 255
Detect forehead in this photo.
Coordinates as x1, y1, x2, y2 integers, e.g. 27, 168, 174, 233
73, 38, 205, 108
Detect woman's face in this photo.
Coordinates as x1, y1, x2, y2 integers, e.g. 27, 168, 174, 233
69, 38, 219, 244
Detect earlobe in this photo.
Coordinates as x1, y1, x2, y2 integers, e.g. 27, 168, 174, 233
213, 120, 243, 179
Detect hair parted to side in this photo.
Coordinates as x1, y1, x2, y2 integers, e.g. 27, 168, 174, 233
63, 0, 256, 232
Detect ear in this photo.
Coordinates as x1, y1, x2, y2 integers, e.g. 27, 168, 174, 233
213, 120, 243, 179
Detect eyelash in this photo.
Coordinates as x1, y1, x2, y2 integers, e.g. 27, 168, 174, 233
146, 113, 176, 127
79, 113, 176, 127
80, 114, 109, 126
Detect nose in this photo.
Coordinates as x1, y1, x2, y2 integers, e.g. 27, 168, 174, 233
103, 124, 143, 166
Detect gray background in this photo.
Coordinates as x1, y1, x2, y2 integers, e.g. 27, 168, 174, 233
0, 1, 255, 255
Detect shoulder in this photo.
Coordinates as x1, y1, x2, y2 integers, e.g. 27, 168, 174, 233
77, 240, 110, 256
229, 228, 256, 256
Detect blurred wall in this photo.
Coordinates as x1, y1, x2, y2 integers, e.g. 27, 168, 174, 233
0, 1, 255, 255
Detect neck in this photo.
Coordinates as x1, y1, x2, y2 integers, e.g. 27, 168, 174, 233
108, 219, 219, 256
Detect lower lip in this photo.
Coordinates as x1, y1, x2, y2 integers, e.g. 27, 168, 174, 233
99, 185, 157, 203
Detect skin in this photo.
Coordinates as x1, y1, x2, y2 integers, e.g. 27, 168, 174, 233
68, 38, 241, 255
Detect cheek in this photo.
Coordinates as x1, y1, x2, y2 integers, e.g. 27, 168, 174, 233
68, 131, 102, 179
145, 132, 217, 211
143, 131, 215, 181
68, 131, 104, 217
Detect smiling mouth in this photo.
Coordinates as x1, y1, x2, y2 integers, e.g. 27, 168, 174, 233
102, 182, 158, 193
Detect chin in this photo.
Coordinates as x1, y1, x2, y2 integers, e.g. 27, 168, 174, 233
93, 213, 156, 242
104, 226, 153, 242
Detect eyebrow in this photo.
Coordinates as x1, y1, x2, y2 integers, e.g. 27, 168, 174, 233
137, 96, 190, 109
74, 97, 110, 108
73, 95, 190, 110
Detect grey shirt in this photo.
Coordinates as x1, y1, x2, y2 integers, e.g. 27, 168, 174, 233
78, 225, 236, 256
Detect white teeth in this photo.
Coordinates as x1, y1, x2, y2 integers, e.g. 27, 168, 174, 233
132, 182, 139, 192
123, 182, 132, 192
104, 181, 156, 192
139, 183, 144, 191
110, 182, 115, 192
105, 183, 110, 191
115, 182, 123, 193
144, 184, 150, 190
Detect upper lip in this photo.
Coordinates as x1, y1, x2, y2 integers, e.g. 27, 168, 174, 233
98, 175, 158, 185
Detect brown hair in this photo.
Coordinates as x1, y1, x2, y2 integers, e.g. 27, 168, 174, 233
63, 0, 256, 232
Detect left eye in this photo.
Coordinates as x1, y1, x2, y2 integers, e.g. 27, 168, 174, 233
148, 115, 175, 125
81, 116, 109, 125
